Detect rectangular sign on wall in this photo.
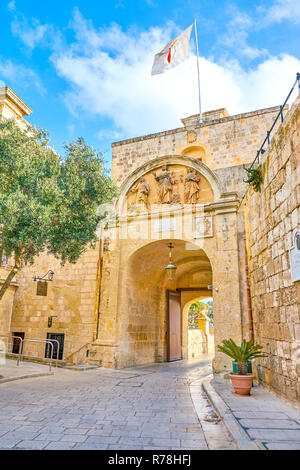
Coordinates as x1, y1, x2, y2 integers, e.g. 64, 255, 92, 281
36, 281, 48, 296
154, 218, 176, 233
289, 229, 300, 283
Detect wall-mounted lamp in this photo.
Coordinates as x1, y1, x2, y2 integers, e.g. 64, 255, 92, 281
164, 243, 177, 281
33, 270, 54, 283
48, 316, 57, 328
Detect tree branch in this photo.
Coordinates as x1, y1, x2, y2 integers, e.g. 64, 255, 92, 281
0, 266, 19, 301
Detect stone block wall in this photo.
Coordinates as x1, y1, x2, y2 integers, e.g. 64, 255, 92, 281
112, 106, 285, 185
244, 96, 300, 402
9, 246, 99, 362
0, 265, 18, 350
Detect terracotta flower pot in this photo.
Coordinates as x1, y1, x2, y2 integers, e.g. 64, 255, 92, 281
229, 374, 254, 395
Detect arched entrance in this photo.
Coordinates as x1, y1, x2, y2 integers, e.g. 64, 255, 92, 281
184, 296, 214, 359
115, 239, 213, 367
96, 155, 244, 373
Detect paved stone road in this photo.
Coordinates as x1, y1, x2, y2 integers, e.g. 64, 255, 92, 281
212, 375, 300, 450
0, 359, 233, 450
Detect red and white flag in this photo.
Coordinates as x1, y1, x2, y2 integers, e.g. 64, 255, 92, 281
151, 25, 193, 75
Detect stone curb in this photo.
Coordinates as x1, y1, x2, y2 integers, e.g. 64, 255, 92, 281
202, 377, 261, 450
0, 372, 54, 384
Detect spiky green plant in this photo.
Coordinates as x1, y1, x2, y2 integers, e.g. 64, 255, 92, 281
217, 338, 268, 375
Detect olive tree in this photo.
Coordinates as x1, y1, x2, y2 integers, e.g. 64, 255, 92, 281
0, 119, 118, 301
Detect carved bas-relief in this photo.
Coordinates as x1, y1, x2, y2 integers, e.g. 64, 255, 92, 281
152, 165, 176, 204
128, 177, 150, 211
184, 168, 200, 204
125, 163, 214, 212
194, 216, 213, 238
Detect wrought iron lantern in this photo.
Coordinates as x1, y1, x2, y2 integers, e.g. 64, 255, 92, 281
33, 270, 54, 296
164, 243, 177, 281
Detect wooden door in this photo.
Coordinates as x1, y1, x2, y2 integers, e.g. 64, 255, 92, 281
12, 332, 24, 354
168, 291, 182, 361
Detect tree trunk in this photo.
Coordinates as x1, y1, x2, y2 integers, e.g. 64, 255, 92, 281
237, 361, 248, 375
0, 266, 19, 301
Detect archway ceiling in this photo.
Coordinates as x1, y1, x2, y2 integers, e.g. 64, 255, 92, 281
129, 239, 212, 283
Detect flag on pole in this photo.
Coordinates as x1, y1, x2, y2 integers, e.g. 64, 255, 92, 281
151, 25, 193, 75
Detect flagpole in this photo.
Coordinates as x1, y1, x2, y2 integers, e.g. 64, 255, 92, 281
194, 18, 202, 124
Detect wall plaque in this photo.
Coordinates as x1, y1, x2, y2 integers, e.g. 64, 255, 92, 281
193, 216, 213, 238
37, 280, 48, 296
289, 229, 300, 283
154, 218, 176, 233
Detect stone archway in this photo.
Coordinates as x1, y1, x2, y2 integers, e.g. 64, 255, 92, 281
96, 155, 244, 372
97, 239, 215, 368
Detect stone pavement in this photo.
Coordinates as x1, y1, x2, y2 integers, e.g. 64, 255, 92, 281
0, 359, 235, 450
205, 375, 300, 450
0, 359, 56, 384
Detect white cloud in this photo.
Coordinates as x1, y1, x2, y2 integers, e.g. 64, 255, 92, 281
7, 1, 15, 12
0, 57, 45, 94
9, 5, 62, 50
97, 129, 123, 141
11, 19, 48, 49
218, 8, 268, 59
262, 0, 300, 24
50, 13, 300, 141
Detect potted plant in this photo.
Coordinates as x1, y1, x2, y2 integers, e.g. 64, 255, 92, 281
217, 338, 267, 395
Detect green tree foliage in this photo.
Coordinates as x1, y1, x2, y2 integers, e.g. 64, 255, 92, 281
0, 119, 118, 301
245, 167, 263, 192
188, 299, 213, 329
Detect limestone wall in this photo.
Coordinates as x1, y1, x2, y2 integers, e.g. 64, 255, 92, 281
9, 246, 99, 362
112, 106, 284, 185
0, 265, 18, 350
244, 96, 300, 402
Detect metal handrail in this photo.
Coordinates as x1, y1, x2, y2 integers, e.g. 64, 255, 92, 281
64, 341, 90, 362
0, 334, 23, 358
44, 339, 60, 369
17, 339, 55, 372
245, 72, 300, 173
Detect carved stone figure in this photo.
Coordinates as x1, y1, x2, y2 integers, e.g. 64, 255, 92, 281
129, 177, 150, 209
184, 168, 200, 203
103, 237, 111, 253
152, 165, 175, 204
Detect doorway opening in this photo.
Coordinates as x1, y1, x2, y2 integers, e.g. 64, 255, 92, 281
187, 297, 214, 359
126, 239, 213, 367
45, 333, 65, 360
12, 332, 24, 354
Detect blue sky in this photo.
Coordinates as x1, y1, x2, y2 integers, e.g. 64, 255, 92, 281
1, 0, 300, 167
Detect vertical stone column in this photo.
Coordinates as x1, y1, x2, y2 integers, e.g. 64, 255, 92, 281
212, 209, 243, 373
94, 235, 122, 368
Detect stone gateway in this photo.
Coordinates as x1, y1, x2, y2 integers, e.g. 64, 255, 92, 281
1, 87, 299, 403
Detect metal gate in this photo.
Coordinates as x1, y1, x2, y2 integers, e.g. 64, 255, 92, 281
45, 333, 65, 360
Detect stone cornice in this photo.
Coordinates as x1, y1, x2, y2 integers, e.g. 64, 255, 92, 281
112, 105, 285, 147
0, 86, 32, 117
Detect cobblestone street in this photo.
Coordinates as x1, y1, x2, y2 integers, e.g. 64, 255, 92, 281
0, 359, 235, 450
0, 361, 234, 449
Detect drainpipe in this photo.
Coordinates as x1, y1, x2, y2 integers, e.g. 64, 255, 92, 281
95, 232, 103, 340
244, 231, 254, 341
